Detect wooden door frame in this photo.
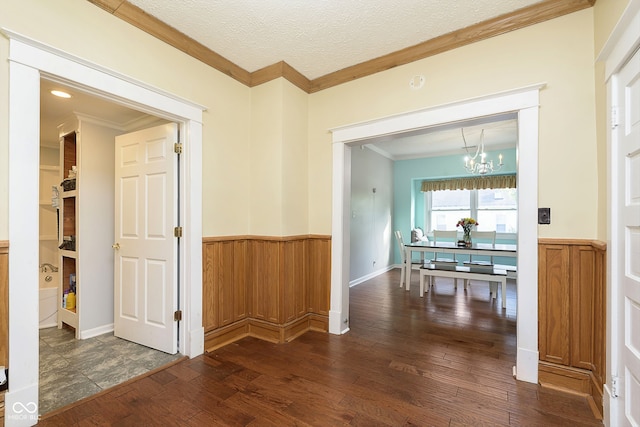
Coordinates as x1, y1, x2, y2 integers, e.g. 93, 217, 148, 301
330, 84, 543, 384
4, 30, 205, 419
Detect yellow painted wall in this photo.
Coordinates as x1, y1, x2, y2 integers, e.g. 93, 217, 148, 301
594, 0, 630, 55
309, 9, 599, 239
0, 1, 610, 241
281, 80, 309, 236
593, 0, 630, 240
248, 78, 309, 236
250, 80, 283, 235
0, 0, 252, 239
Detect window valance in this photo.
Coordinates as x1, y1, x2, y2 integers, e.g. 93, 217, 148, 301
421, 174, 516, 192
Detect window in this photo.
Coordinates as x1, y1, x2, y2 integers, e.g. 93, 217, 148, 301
426, 187, 517, 234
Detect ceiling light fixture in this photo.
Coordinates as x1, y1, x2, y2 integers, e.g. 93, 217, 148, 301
462, 128, 503, 175
51, 90, 71, 98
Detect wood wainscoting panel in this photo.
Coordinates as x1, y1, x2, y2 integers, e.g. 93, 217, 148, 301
203, 235, 330, 352
538, 239, 606, 420
571, 245, 595, 370
202, 239, 249, 332
590, 243, 606, 418
251, 240, 281, 323
281, 239, 307, 324
0, 242, 7, 368
538, 244, 571, 365
307, 237, 331, 316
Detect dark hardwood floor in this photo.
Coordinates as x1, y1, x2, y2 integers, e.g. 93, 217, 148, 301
39, 269, 602, 426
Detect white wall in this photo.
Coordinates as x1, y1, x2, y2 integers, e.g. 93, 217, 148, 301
349, 146, 394, 282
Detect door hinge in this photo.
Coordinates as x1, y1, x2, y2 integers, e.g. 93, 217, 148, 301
174, 310, 182, 321
611, 375, 619, 398
174, 226, 183, 238
174, 143, 183, 154
611, 106, 619, 129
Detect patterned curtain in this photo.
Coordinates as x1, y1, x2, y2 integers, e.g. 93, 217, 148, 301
421, 174, 516, 192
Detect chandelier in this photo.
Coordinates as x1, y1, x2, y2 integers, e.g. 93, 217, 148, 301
462, 128, 503, 175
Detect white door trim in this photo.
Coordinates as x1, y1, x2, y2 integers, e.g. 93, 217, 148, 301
601, 3, 640, 426
597, 0, 640, 81
4, 30, 205, 424
330, 83, 544, 384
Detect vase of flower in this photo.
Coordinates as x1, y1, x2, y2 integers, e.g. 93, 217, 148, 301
463, 229, 472, 246
456, 217, 478, 247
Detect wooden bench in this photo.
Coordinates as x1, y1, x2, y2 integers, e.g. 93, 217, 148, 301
494, 263, 517, 279
419, 264, 508, 308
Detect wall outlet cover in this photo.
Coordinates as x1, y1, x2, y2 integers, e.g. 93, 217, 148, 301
538, 207, 551, 225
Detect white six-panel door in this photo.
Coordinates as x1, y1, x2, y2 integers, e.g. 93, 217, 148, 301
114, 123, 179, 354
617, 47, 640, 426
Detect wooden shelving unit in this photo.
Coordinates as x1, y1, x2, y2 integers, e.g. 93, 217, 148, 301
58, 130, 78, 334
55, 114, 120, 340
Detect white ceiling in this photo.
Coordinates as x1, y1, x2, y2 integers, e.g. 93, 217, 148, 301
127, 0, 542, 80
40, 1, 529, 155
364, 114, 517, 161
40, 79, 149, 147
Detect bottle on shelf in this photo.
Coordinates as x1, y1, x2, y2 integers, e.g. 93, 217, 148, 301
66, 291, 75, 310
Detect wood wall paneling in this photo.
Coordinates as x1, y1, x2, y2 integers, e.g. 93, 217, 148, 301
571, 245, 595, 370
202, 236, 330, 352
590, 245, 606, 414
281, 240, 307, 324
251, 240, 280, 323
538, 244, 571, 365
202, 241, 218, 331
202, 239, 249, 332
233, 240, 249, 322
201, 236, 330, 350
538, 239, 606, 419
307, 238, 331, 316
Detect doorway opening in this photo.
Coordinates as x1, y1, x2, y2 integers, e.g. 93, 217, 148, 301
38, 79, 185, 414
6, 32, 205, 419
330, 84, 543, 383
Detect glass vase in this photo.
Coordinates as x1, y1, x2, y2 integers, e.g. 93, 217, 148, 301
463, 229, 472, 247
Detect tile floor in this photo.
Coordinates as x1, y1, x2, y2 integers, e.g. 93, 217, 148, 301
39, 326, 182, 415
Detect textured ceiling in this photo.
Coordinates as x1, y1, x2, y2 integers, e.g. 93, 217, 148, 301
126, 0, 543, 80
43, 1, 554, 156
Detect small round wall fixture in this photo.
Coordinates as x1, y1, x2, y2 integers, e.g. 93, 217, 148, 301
409, 75, 425, 90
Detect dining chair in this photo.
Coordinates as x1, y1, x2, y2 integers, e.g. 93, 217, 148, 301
464, 230, 496, 291
430, 230, 460, 289
469, 231, 496, 261
395, 230, 423, 290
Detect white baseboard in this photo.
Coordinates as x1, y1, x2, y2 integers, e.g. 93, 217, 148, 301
516, 346, 539, 384
78, 323, 114, 339
329, 309, 349, 335
349, 265, 396, 287
188, 326, 204, 357
38, 321, 57, 330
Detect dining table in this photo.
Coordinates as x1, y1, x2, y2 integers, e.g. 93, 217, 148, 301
404, 240, 517, 287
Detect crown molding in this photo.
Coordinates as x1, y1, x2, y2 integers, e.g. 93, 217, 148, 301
88, 0, 252, 85
87, 0, 595, 94
310, 0, 595, 92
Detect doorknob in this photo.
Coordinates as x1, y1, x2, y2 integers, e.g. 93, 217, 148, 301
112, 243, 120, 250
